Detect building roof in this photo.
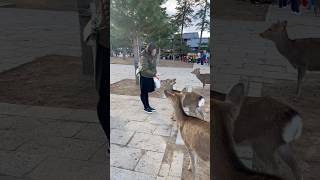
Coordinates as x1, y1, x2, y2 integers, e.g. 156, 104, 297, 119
186, 37, 209, 48
182, 32, 199, 39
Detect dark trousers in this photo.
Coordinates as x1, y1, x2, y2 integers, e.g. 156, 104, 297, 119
95, 41, 109, 145
279, 0, 288, 7
290, 0, 300, 12
140, 91, 150, 109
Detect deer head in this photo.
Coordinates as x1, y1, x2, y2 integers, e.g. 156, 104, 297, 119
260, 20, 288, 41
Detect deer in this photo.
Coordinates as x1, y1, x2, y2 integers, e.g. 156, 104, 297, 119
211, 83, 286, 180
260, 20, 320, 98
211, 83, 303, 180
159, 78, 176, 98
164, 89, 209, 180
180, 87, 206, 120
191, 68, 210, 89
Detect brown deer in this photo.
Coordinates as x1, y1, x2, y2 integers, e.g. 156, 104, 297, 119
211, 83, 285, 180
164, 89, 209, 180
159, 78, 176, 98
260, 20, 320, 97
180, 87, 206, 120
191, 68, 210, 89
233, 96, 303, 180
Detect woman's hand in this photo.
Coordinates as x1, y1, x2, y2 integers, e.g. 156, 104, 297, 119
155, 73, 160, 79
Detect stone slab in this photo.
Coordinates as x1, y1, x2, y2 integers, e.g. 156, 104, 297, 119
135, 151, 164, 175
128, 133, 167, 153
110, 145, 142, 170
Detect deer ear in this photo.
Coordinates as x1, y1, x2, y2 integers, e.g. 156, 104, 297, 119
182, 88, 187, 93
226, 83, 245, 105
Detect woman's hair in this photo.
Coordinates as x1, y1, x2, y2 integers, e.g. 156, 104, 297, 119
146, 42, 157, 55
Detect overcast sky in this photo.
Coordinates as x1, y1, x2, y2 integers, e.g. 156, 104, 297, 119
162, 0, 210, 38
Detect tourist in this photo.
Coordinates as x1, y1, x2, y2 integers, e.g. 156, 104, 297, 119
290, 0, 301, 14
279, 0, 288, 8
138, 43, 158, 114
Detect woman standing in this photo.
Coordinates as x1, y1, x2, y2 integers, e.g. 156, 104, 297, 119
139, 43, 158, 113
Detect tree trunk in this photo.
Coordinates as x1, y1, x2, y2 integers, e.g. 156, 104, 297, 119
110, 44, 114, 57
198, 0, 208, 53
133, 35, 140, 85
77, 0, 94, 76
122, 48, 126, 60
157, 47, 161, 65
172, 37, 175, 61
180, 0, 187, 61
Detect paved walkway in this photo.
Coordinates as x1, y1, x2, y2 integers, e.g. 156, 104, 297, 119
0, 102, 108, 180
0, 8, 81, 72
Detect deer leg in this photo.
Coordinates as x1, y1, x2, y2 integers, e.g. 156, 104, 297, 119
278, 143, 303, 180
187, 148, 196, 180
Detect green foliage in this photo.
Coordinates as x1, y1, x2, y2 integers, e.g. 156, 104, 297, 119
193, 0, 210, 31
174, 0, 195, 30
110, 0, 174, 47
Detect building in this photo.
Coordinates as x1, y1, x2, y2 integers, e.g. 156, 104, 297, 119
182, 32, 209, 51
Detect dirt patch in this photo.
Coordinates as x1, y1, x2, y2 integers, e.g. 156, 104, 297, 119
111, 57, 193, 68
262, 73, 320, 180
110, 79, 165, 98
0, 55, 97, 110
215, 0, 270, 21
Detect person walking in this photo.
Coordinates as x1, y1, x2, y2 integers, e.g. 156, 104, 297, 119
290, 0, 301, 14
279, 0, 288, 8
139, 43, 158, 114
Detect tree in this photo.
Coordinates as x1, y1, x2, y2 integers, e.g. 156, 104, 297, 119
174, 0, 195, 59
193, 0, 210, 52
76, 0, 94, 76
146, 16, 178, 64
110, 24, 131, 59
111, 0, 172, 84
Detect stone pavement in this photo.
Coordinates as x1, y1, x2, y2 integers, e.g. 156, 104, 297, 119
110, 64, 211, 180
0, 8, 81, 72
0, 102, 108, 180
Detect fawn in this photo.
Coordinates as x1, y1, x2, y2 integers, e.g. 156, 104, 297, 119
165, 89, 209, 180
260, 20, 320, 97
191, 68, 210, 89
211, 83, 285, 180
